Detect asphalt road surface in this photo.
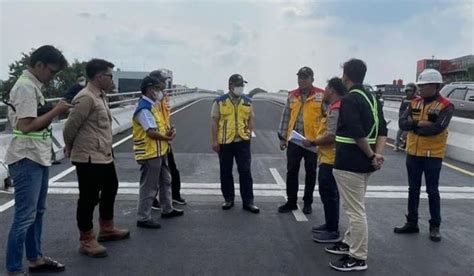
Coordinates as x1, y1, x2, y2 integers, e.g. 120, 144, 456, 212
1, 98, 473, 275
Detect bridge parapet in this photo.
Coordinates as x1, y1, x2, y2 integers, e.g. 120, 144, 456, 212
0, 89, 217, 189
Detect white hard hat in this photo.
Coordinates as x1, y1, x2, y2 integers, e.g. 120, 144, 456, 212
416, 69, 443, 85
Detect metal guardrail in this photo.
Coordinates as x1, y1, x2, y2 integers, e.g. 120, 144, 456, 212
0, 88, 216, 128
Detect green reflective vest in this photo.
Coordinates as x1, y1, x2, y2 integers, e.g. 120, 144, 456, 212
335, 89, 379, 144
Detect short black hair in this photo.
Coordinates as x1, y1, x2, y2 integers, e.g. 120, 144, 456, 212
343, 58, 367, 84
76, 73, 85, 79
29, 45, 68, 69
86, 58, 114, 79
327, 77, 347, 96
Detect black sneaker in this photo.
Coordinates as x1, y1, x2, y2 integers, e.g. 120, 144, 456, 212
325, 242, 350, 255
312, 224, 327, 233
278, 202, 297, 213
161, 209, 184, 219
312, 231, 342, 243
302, 202, 312, 214
137, 219, 162, 229
394, 221, 419, 234
173, 197, 187, 205
329, 255, 367, 272
152, 199, 161, 210
429, 226, 441, 242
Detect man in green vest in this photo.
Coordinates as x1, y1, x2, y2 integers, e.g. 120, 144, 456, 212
325, 59, 387, 272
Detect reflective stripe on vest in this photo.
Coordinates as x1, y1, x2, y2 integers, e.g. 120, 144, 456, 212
335, 89, 379, 144
12, 127, 52, 140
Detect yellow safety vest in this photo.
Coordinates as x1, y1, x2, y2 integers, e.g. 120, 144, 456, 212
316, 100, 341, 165
286, 87, 325, 141
335, 89, 379, 144
406, 96, 450, 158
216, 94, 252, 144
132, 98, 169, 160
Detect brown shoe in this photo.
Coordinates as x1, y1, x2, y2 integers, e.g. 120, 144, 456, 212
79, 230, 108, 258
98, 219, 130, 242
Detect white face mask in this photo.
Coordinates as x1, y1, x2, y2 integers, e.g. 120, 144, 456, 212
155, 90, 164, 101
78, 80, 86, 86
233, 86, 244, 96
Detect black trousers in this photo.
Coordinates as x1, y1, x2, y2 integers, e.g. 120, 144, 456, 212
406, 155, 442, 226
74, 161, 119, 232
168, 147, 182, 199
318, 164, 339, 231
286, 142, 317, 205
218, 141, 254, 205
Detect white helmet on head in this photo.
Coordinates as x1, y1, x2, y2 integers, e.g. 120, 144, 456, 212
416, 69, 443, 85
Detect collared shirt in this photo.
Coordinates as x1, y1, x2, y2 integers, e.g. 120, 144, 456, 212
63, 83, 114, 164
136, 96, 158, 131
277, 89, 309, 140
5, 70, 52, 166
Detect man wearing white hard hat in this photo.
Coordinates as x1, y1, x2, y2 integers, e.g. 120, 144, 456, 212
394, 69, 454, 242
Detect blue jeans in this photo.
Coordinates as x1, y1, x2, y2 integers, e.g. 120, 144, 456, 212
406, 155, 442, 226
6, 158, 49, 273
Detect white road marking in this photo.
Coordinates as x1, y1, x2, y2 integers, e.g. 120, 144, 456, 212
251, 131, 256, 137
0, 200, 15, 213
0, 99, 205, 213
48, 181, 474, 193
269, 168, 308, 222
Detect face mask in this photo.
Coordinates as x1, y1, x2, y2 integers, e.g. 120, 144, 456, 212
233, 86, 244, 96
78, 80, 86, 86
155, 90, 164, 101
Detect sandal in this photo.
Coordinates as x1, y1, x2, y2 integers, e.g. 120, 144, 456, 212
29, 256, 65, 273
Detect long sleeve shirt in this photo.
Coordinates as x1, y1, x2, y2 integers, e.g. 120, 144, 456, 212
399, 94, 454, 137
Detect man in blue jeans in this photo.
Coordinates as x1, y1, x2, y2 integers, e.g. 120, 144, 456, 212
394, 69, 454, 242
4, 45, 72, 275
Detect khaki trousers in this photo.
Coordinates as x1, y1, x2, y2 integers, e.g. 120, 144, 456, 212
333, 169, 372, 260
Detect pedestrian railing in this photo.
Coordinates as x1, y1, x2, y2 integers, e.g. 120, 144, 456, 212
0, 88, 216, 131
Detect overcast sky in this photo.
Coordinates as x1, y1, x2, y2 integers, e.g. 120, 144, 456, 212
1, 0, 472, 92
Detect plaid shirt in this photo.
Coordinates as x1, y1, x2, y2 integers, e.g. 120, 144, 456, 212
278, 91, 309, 140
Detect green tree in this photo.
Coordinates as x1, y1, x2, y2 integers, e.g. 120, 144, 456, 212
0, 48, 87, 99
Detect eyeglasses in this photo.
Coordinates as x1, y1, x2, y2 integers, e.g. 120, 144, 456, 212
101, 73, 113, 78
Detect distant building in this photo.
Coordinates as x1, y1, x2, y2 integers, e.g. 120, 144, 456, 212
112, 70, 149, 93
417, 55, 474, 83
112, 69, 174, 93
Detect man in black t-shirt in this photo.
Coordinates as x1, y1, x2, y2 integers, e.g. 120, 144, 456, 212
325, 59, 387, 272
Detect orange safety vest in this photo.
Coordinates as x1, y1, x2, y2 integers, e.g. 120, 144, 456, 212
406, 96, 451, 158
286, 86, 325, 141
316, 100, 341, 165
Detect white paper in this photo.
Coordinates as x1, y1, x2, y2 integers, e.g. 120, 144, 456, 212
290, 130, 306, 142
289, 130, 317, 153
